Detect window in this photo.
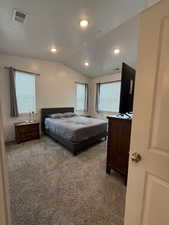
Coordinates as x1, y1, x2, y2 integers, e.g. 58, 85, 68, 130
96, 81, 121, 112
15, 71, 36, 114
75, 83, 88, 111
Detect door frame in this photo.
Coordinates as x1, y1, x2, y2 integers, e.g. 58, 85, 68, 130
124, 0, 169, 225
0, 101, 11, 225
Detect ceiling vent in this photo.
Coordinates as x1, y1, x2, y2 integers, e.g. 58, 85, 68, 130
12, 9, 28, 23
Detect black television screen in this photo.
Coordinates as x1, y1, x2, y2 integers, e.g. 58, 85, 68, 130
119, 63, 136, 114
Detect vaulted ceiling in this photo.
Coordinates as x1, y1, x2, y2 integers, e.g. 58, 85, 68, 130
0, 0, 155, 76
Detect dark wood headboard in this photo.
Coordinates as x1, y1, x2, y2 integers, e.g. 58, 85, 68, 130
41, 107, 74, 131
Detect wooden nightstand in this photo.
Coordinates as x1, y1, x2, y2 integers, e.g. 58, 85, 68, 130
15, 121, 40, 144
82, 115, 91, 118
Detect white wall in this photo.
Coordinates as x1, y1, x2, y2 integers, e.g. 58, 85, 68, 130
0, 53, 122, 142
0, 54, 90, 142
89, 73, 121, 119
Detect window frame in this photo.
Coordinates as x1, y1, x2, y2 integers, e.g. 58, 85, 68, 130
75, 82, 88, 112
15, 70, 38, 115
96, 80, 121, 113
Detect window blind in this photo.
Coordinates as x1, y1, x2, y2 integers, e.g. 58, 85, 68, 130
97, 81, 121, 113
15, 71, 36, 114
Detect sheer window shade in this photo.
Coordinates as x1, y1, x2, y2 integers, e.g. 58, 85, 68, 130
97, 81, 121, 113
75, 83, 88, 112
15, 71, 36, 114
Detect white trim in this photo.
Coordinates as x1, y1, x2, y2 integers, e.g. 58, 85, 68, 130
146, 0, 160, 8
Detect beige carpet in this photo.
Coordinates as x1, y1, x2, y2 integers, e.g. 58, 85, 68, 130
7, 136, 126, 225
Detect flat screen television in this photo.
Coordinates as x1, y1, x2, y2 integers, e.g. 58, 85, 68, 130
119, 63, 136, 114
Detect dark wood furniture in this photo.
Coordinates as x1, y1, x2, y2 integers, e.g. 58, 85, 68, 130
15, 122, 40, 144
41, 107, 107, 156
106, 115, 132, 184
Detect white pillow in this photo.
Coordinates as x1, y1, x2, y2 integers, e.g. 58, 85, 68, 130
63, 112, 76, 117
49, 113, 64, 118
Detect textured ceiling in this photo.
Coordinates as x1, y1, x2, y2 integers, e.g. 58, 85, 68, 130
0, 0, 155, 76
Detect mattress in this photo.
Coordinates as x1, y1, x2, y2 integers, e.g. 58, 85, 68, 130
45, 116, 107, 143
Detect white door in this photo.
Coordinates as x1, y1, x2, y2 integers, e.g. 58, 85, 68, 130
125, 1, 169, 225
0, 102, 10, 225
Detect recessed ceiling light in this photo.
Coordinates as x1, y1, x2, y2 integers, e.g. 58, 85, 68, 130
80, 19, 89, 28
114, 48, 120, 55
51, 48, 57, 53
84, 61, 89, 67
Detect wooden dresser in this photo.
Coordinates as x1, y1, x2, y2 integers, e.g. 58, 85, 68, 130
106, 115, 132, 183
15, 122, 40, 144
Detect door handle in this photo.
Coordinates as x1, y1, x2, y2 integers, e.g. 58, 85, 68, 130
130, 152, 142, 163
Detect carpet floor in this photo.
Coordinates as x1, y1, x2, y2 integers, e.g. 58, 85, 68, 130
7, 136, 126, 225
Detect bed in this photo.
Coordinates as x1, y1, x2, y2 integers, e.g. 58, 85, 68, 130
41, 107, 107, 155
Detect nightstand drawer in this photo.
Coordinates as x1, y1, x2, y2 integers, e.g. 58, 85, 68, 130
19, 136, 38, 143
16, 124, 38, 133
20, 131, 39, 137
15, 122, 40, 144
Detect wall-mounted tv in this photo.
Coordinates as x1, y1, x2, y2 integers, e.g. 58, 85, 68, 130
119, 63, 136, 114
